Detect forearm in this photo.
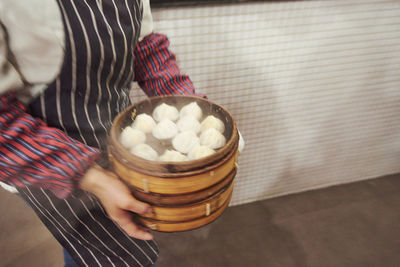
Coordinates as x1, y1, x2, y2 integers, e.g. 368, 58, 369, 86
134, 32, 205, 97
0, 93, 100, 198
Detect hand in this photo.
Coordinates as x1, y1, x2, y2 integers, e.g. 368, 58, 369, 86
79, 164, 153, 240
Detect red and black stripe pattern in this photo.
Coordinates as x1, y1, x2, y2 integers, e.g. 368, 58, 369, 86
135, 33, 205, 97
0, 33, 201, 200
0, 94, 100, 198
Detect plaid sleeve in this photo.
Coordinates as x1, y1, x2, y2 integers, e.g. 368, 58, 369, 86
0, 93, 100, 198
134, 32, 206, 98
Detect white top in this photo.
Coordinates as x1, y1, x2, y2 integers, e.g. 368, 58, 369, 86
0, 0, 153, 103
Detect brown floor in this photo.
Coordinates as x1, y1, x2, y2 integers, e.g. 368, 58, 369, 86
0, 188, 63, 267
1, 173, 399, 267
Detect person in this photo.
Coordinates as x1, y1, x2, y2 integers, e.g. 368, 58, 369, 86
0, 0, 201, 266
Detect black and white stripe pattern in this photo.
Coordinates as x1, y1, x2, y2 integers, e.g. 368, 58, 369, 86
19, 187, 158, 266
29, 0, 142, 153
19, 0, 158, 266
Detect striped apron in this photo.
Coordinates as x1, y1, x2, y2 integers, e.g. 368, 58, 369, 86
18, 0, 159, 266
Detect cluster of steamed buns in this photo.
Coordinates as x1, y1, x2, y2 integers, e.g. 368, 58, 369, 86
119, 102, 226, 162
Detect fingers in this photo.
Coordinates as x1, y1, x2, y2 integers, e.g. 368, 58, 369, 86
81, 165, 154, 240
112, 187, 154, 240
121, 196, 153, 215
114, 210, 153, 240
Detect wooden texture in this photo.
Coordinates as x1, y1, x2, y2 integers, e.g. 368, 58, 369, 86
129, 168, 237, 206
111, 146, 238, 194
108, 95, 239, 231
142, 179, 234, 222
139, 192, 233, 232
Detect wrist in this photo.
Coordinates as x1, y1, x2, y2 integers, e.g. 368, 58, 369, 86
79, 164, 105, 193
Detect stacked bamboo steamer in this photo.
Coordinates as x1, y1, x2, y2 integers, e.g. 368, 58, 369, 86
108, 96, 239, 232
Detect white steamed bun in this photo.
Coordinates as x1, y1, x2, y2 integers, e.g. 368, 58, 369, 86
200, 128, 226, 149
152, 103, 179, 122
188, 145, 215, 160
159, 150, 187, 162
200, 115, 225, 133
172, 131, 200, 154
152, 119, 178, 140
180, 102, 202, 120
177, 115, 201, 134
119, 126, 146, 149
132, 113, 156, 133
130, 143, 158, 161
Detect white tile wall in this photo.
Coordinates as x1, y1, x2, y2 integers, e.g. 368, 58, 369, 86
131, 1, 400, 205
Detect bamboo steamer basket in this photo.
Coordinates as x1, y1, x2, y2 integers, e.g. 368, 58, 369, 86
108, 95, 239, 232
